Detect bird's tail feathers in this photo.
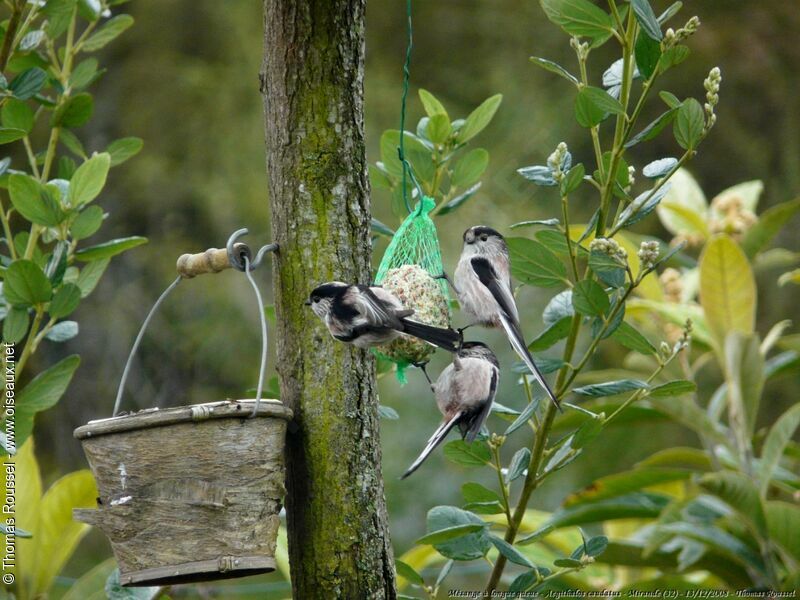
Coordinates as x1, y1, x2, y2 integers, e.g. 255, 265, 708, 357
401, 413, 463, 479
463, 399, 493, 443
400, 318, 460, 353
499, 314, 561, 411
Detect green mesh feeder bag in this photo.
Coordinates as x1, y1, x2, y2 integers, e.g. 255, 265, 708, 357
374, 197, 451, 382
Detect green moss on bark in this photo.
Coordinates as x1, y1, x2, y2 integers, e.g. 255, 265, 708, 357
261, 1, 396, 598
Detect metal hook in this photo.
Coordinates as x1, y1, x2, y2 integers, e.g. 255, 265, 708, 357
226, 228, 278, 272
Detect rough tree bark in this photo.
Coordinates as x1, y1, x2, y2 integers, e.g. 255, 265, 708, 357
260, 1, 397, 598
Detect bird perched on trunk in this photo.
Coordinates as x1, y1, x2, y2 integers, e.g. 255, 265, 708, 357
306, 282, 460, 352
402, 342, 499, 478
450, 226, 560, 410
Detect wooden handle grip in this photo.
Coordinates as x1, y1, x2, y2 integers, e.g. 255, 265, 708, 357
176, 248, 231, 278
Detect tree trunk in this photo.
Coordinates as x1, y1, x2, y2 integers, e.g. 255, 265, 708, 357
260, 1, 397, 598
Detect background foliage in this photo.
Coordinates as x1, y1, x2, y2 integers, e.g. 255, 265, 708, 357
7, 0, 799, 597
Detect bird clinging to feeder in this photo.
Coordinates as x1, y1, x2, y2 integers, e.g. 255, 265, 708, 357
402, 341, 500, 478
450, 225, 561, 410
306, 281, 460, 352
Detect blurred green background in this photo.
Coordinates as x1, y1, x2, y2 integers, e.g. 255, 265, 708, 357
25, 0, 799, 596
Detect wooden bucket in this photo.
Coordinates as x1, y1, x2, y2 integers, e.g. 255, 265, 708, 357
74, 399, 292, 586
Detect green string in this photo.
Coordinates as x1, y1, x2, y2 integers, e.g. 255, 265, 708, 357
398, 0, 413, 214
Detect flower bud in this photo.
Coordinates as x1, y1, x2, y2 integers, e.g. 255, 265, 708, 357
637, 240, 660, 270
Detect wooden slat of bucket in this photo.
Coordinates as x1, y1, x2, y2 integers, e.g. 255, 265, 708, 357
74, 400, 291, 586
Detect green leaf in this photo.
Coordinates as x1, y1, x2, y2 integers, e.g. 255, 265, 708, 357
462, 482, 502, 505
725, 332, 764, 438
506, 448, 531, 483
585, 535, 609, 557
0, 127, 27, 144
535, 229, 587, 258
656, 168, 708, 238
44, 320, 79, 342
648, 380, 696, 398
634, 31, 661, 78
105, 568, 161, 600
76, 258, 109, 297
543, 290, 574, 325
741, 198, 800, 258
658, 45, 690, 72
540, 0, 615, 44
3, 307, 30, 343
451, 148, 488, 188
528, 316, 572, 352
379, 129, 432, 181
426, 506, 491, 561
61, 558, 116, 600
575, 86, 624, 128
572, 416, 604, 448
15, 356, 81, 448
70, 205, 105, 240
631, 0, 662, 40
572, 279, 609, 316
418, 89, 448, 118
443, 439, 492, 467
489, 535, 534, 568
69, 58, 100, 90
507, 237, 567, 288
395, 560, 425, 586
643, 157, 678, 178
572, 379, 648, 397
697, 472, 767, 537
4, 260, 52, 305
8, 174, 64, 226
674, 99, 705, 150
589, 250, 625, 288
426, 113, 450, 144
60, 128, 87, 159
2, 98, 34, 132
43, 0, 77, 38
759, 403, 800, 496
637, 447, 712, 471
548, 493, 670, 528
529, 56, 579, 85
566, 468, 690, 505
456, 94, 502, 143
436, 182, 481, 215
561, 163, 585, 195
377, 404, 398, 420
625, 107, 678, 148
82, 14, 135, 51
10, 68, 47, 100
74, 236, 147, 261
699, 235, 756, 344
615, 184, 672, 228
17, 459, 97, 597
554, 557, 582, 568
49, 283, 82, 318
657, 522, 764, 572
69, 153, 111, 206
53, 93, 93, 128
417, 523, 486, 545
509, 570, 539, 594
106, 137, 143, 167
765, 501, 800, 561
504, 400, 539, 436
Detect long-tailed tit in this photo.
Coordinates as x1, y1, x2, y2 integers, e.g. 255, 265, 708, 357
306, 282, 460, 352
451, 226, 560, 410
402, 341, 499, 478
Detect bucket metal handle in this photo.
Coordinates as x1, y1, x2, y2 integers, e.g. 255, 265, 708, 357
112, 228, 278, 418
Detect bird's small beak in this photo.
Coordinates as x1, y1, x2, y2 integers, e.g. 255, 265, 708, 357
303, 300, 311, 306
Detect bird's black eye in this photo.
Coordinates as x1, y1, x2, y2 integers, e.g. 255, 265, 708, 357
312, 296, 320, 303
480, 234, 489, 242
